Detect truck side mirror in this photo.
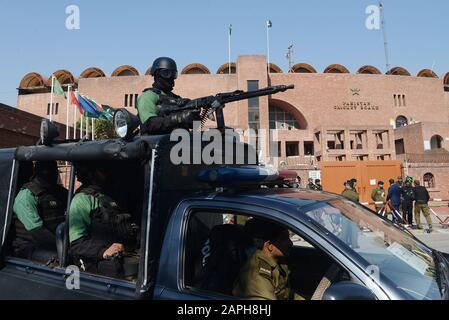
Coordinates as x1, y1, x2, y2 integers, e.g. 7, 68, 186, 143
323, 282, 377, 301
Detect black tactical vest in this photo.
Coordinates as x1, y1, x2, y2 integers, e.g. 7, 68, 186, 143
79, 186, 135, 247
142, 87, 184, 116
14, 180, 67, 243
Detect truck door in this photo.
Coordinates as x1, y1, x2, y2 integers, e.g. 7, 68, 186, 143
154, 198, 386, 300
0, 150, 16, 254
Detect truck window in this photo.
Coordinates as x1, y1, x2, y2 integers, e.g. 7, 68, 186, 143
183, 211, 353, 300
68, 160, 144, 282
6, 159, 145, 283
5, 161, 70, 266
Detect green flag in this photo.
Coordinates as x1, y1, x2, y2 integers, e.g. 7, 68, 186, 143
86, 97, 114, 121
53, 76, 66, 98
100, 105, 115, 121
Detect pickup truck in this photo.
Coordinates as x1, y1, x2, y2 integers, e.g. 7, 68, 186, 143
0, 129, 448, 300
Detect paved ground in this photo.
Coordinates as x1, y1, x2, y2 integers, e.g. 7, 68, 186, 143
410, 207, 449, 253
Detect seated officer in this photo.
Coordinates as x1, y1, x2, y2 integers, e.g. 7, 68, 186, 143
13, 161, 67, 262
68, 163, 138, 278
233, 218, 302, 300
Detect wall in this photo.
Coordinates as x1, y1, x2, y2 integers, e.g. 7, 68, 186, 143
404, 163, 449, 201
0, 103, 73, 148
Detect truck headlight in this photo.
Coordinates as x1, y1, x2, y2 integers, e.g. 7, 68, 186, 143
40, 119, 60, 145
113, 109, 140, 139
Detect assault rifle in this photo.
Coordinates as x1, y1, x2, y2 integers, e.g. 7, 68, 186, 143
157, 84, 294, 129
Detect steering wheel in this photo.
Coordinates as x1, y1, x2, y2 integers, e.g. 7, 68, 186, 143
311, 263, 341, 300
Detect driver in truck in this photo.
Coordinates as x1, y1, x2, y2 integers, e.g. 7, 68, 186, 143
232, 218, 304, 300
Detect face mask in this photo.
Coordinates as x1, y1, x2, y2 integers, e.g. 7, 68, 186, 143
36, 170, 58, 186
154, 73, 176, 93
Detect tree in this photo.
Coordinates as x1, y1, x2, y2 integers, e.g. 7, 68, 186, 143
76, 119, 117, 140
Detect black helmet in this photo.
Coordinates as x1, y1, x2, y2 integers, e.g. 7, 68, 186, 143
150, 57, 178, 77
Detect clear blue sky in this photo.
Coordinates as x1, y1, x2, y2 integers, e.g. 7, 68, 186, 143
0, 0, 447, 106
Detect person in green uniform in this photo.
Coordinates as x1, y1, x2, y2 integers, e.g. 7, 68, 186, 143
233, 218, 303, 300
371, 181, 386, 214
342, 180, 359, 203
137, 57, 201, 135
341, 180, 360, 248
69, 163, 138, 277
13, 161, 67, 262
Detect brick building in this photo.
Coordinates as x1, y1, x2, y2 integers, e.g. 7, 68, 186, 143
0, 103, 73, 148
15, 55, 449, 198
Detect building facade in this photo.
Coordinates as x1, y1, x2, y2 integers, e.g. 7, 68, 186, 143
16, 55, 449, 199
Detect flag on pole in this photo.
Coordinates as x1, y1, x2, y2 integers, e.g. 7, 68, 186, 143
77, 95, 100, 118
229, 24, 232, 36
71, 91, 84, 115
53, 76, 66, 98
267, 20, 272, 28
100, 105, 115, 121
85, 97, 114, 121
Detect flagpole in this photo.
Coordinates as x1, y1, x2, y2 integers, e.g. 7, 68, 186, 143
228, 24, 232, 74
92, 118, 95, 141
266, 21, 271, 74
49, 76, 55, 122
73, 91, 77, 139
80, 113, 84, 139
65, 85, 71, 140
90, 117, 93, 140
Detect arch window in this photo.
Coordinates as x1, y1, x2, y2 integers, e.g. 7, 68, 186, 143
430, 135, 443, 150
269, 106, 300, 130
396, 116, 408, 128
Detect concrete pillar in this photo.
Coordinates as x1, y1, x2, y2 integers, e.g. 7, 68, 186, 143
237, 55, 269, 162
299, 140, 304, 156
281, 141, 286, 159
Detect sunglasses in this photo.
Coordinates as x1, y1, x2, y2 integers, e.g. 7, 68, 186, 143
158, 69, 178, 79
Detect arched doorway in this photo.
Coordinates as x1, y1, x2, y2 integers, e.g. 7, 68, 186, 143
423, 173, 435, 188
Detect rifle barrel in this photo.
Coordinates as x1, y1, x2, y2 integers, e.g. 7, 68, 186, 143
222, 84, 294, 104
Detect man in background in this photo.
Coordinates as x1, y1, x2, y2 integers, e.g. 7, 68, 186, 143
314, 179, 323, 191
413, 180, 433, 232
387, 178, 402, 223
371, 181, 386, 214
401, 177, 415, 227
307, 178, 317, 190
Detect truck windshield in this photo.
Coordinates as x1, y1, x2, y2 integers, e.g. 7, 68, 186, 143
303, 199, 442, 300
